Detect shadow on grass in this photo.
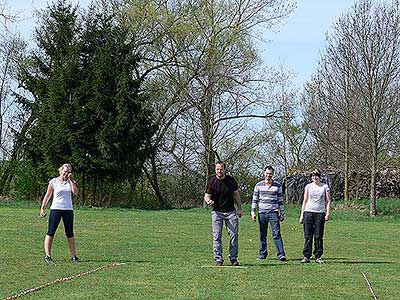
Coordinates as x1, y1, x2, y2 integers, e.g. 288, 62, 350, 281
322, 258, 394, 264
243, 257, 394, 267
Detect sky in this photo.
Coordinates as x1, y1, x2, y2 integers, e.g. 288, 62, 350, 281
261, 0, 356, 88
9, 0, 359, 89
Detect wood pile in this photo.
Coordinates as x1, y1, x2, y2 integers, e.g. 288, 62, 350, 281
282, 168, 400, 203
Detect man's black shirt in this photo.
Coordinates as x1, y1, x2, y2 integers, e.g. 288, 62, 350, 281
205, 175, 238, 212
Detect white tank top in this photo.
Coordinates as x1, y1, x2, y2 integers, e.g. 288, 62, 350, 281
49, 178, 73, 210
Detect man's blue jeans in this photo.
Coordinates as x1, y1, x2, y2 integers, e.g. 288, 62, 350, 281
212, 211, 239, 263
258, 211, 285, 258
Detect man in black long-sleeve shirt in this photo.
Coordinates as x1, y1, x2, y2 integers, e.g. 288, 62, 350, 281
204, 161, 243, 266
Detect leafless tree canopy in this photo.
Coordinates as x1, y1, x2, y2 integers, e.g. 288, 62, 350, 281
116, 0, 296, 206
305, 0, 400, 215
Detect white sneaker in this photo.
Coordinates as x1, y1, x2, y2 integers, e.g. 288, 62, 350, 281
315, 257, 324, 264
300, 257, 310, 263
44, 255, 54, 264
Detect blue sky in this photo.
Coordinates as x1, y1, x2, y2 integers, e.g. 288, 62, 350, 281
11, 0, 89, 38
11, 0, 358, 89
261, 0, 357, 88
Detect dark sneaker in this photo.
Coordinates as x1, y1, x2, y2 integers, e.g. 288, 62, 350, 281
44, 255, 54, 264
230, 259, 240, 266
70, 256, 80, 263
257, 255, 266, 260
300, 257, 310, 263
315, 257, 324, 264
279, 256, 287, 262
215, 261, 223, 266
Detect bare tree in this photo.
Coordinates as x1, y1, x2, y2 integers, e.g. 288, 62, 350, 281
258, 70, 309, 202
0, 0, 17, 29
305, 0, 400, 216
0, 1, 31, 195
118, 0, 296, 206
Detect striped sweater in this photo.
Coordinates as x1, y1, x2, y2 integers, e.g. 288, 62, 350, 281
251, 180, 284, 213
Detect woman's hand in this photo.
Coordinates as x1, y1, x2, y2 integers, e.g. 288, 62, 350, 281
40, 208, 46, 217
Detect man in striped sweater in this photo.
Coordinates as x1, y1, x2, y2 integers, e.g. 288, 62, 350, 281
251, 166, 287, 261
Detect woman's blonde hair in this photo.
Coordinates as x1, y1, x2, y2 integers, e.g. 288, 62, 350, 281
58, 163, 72, 174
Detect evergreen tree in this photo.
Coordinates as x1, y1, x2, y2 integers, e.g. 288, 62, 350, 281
23, 0, 82, 175
20, 0, 157, 204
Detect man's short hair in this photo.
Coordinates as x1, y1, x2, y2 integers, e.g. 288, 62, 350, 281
216, 161, 225, 167
264, 165, 274, 173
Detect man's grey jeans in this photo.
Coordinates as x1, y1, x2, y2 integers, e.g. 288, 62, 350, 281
211, 210, 239, 263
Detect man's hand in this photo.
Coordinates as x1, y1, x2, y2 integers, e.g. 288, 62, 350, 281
251, 211, 256, 221
279, 211, 285, 222
237, 208, 243, 218
325, 213, 330, 221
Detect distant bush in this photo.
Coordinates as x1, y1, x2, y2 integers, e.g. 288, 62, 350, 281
158, 173, 204, 208
10, 161, 44, 203
332, 198, 400, 219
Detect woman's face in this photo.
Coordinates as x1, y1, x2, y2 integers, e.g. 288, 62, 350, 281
60, 167, 70, 180
312, 174, 320, 183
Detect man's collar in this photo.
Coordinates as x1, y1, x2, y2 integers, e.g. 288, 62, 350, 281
264, 179, 273, 185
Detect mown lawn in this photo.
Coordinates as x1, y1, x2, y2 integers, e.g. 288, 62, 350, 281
0, 202, 399, 300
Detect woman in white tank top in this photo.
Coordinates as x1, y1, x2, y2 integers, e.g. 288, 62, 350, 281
299, 169, 331, 264
40, 163, 80, 264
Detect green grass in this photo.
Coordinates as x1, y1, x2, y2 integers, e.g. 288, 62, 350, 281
0, 201, 399, 300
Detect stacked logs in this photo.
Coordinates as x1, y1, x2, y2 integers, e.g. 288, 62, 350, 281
282, 168, 400, 203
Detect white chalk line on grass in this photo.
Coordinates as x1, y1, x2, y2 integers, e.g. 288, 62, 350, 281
1, 262, 126, 300
202, 265, 248, 269
361, 271, 378, 300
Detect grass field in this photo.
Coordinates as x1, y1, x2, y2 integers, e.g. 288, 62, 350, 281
0, 200, 399, 300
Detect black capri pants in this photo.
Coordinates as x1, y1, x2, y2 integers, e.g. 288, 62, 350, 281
47, 209, 74, 238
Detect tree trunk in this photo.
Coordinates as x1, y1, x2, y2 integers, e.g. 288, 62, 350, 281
92, 176, 97, 207
144, 153, 170, 209
282, 136, 290, 203
202, 133, 215, 205
344, 117, 350, 205
200, 94, 215, 207
369, 145, 378, 217
81, 171, 86, 206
